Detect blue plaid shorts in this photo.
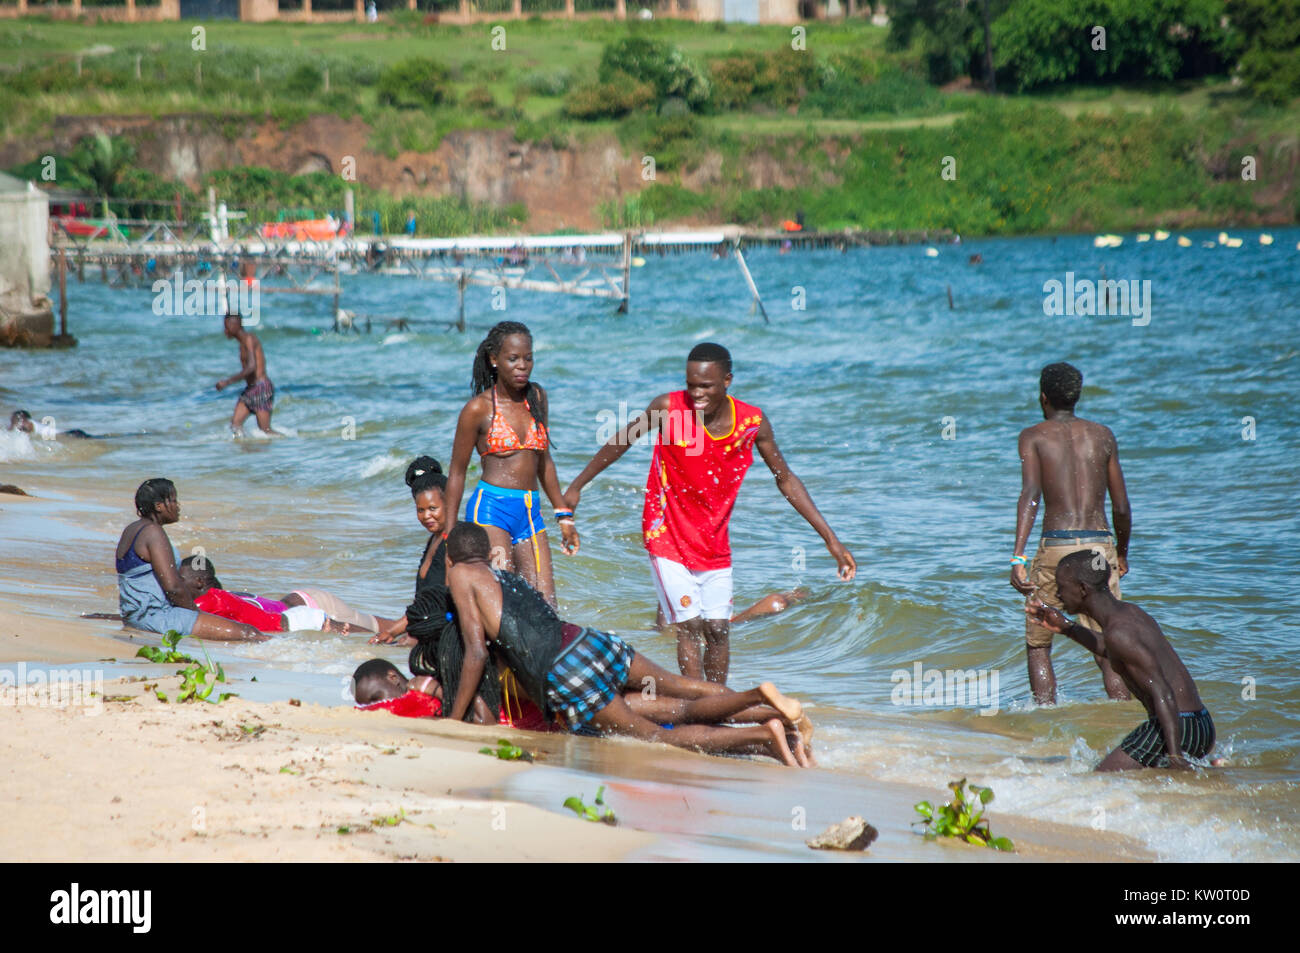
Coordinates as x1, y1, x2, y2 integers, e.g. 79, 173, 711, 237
545, 628, 634, 731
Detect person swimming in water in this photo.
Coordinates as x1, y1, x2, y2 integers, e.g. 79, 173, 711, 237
564, 342, 855, 684
1027, 551, 1214, 771
9, 409, 95, 439
114, 479, 268, 642
444, 522, 812, 767
214, 309, 281, 436
443, 322, 578, 607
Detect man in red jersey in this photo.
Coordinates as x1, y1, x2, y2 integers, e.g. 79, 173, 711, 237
564, 343, 856, 683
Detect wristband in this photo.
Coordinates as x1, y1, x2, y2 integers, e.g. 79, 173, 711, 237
1011, 555, 1030, 567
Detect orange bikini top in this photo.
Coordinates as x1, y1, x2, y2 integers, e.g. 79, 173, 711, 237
485, 387, 548, 455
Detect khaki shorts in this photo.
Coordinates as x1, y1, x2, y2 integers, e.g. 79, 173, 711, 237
1024, 538, 1121, 649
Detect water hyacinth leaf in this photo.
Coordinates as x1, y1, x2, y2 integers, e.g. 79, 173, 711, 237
989, 837, 1016, 852
914, 801, 933, 818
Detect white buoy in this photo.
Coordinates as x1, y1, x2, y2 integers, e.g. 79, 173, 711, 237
1137, 233, 1151, 242
1177, 236, 1192, 247
1203, 241, 1217, 248
924, 247, 939, 257
1155, 230, 1170, 241
1226, 237, 1243, 248
1259, 234, 1273, 246
1217, 231, 1229, 245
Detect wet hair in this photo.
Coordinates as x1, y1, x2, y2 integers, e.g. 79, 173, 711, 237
1056, 549, 1110, 591
10, 410, 31, 426
405, 584, 502, 721
352, 658, 402, 705
471, 321, 546, 436
134, 478, 177, 519
179, 554, 222, 593
447, 522, 490, 563
1040, 362, 1082, 410
687, 342, 732, 375
405, 456, 447, 498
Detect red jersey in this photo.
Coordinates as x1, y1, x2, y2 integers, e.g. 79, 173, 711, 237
643, 391, 764, 571
195, 587, 283, 632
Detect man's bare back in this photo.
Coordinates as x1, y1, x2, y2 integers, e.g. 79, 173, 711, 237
1012, 363, 1132, 704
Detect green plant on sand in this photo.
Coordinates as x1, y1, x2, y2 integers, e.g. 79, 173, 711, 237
914, 778, 1015, 851
563, 785, 616, 825
139, 631, 236, 704
479, 738, 534, 762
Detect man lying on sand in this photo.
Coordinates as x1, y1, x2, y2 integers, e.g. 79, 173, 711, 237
444, 522, 812, 767
352, 658, 548, 729
1026, 550, 1215, 771
178, 556, 393, 635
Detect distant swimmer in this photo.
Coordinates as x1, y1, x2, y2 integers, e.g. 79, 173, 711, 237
214, 309, 281, 436
564, 342, 855, 684
9, 409, 95, 439
444, 523, 812, 766
114, 479, 268, 642
1011, 362, 1132, 705
443, 322, 578, 608
1027, 552, 1214, 771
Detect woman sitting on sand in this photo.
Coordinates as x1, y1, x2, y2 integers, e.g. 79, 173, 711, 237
113, 479, 266, 642
443, 321, 578, 607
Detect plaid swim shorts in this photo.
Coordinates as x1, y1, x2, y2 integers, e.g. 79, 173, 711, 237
238, 378, 275, 413
545, 627, 634, 731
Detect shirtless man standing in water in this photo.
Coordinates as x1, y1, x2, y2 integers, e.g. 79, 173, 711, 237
215, 310, 280, 436
1011, 362, 1132, 705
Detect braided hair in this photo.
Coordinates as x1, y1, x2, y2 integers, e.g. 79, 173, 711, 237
406, 584, 503, 721
134, 478, 176, 519
404, 455, 447, 498
470, 321, 548, 439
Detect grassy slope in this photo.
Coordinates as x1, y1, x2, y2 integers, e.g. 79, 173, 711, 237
2, 18, 1295, 234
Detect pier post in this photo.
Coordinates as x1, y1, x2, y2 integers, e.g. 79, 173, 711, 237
58, 249, 69, 338
617, 232, 631, 313
733, 242, 769, 323
457, 271, 467, 332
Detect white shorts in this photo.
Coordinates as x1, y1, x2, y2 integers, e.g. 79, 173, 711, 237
649, 555, 733, 624
281, 606, 327, 631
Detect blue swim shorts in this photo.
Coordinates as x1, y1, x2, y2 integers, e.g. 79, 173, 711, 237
465, 482, 545, 546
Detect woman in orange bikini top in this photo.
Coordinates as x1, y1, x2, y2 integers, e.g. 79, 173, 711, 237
443, 321, 578, 608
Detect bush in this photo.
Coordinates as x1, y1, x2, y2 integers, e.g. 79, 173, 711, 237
376, 58, 454, 110
564, 73, 656, 120
802, 62, 940, 117
520, 68, 572, 97
285, 63, 323, 97
598, 36, 710, 109
1233, 0, 1300, 103
706, 50, 824, 110
465, 85, 497, 113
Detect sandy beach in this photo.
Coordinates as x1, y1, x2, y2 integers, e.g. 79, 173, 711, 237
1, 487, 1151, 863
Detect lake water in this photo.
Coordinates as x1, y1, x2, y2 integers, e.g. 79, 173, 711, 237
3, 227, 1297, 861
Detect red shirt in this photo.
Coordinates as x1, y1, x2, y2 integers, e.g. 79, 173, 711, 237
357, 689, 443, 718
642, 391, 764, 571
195, 587, 283, 632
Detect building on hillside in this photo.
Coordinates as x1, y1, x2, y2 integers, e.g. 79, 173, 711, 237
0, 171, 55, 348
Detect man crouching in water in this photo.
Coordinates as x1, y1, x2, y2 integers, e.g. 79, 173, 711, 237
444, 523, 812, 767
1027, 550, 1214, 771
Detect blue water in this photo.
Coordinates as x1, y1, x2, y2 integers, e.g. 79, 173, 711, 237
3, 226, 1298, 860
